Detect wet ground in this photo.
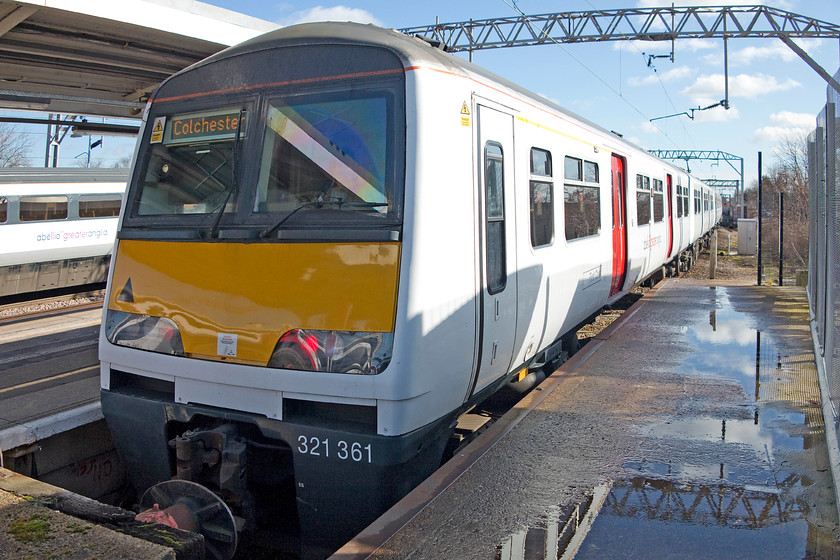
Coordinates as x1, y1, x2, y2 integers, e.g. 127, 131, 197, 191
340, 280, 840, 560
507, 285, 838, 560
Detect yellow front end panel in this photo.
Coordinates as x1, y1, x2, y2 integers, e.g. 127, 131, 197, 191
109, 239, 400, 365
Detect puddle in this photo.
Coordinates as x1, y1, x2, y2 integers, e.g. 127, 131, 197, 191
575, 477, 815, 560
496, 287, 840, 559
496, 477, 817, 560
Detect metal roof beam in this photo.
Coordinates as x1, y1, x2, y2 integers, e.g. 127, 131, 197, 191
0, 3, 37, 38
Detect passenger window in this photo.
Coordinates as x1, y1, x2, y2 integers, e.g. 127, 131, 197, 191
694, 189, 701, 214
652, 179, 664, 222
485, 143, 506, 294
636, 174, 650, 226
676, 185, 683, 218
80, 196, 122, 218
584, 161, 598, 183
0, 197, 6, 223
529, 148, 553, 248
20, 196, 68, 221
564, 156, 581, 181
564, 156, 601, 241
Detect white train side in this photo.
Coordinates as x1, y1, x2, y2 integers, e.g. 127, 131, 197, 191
0, 168, 126, 297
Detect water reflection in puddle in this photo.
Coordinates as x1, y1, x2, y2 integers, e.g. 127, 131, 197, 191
496, 477, 814, 560
497, 287, 840, 559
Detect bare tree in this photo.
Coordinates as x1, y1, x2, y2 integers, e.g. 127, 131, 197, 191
113, 155, 133, 168
0, 123, 33, 167
743, 131, 810, 278
773, 130, 809, 186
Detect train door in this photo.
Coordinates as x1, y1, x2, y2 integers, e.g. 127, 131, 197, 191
666, 173, 674, 258
609, 154, 627, 297
471, 104, 518, 396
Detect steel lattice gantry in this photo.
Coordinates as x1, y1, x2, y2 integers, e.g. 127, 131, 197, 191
702, 179, 741, 196
648, 150, 745, 216
398, 6, 840, 51
399, 5, 840, 95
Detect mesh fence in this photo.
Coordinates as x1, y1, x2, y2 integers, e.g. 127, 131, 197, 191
810, 81, 840, 416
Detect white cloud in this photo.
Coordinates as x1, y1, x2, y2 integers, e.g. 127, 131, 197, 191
701, 38, 825, 67
770, 110, 814, 128
693, 104, 740, 122
283, 6, 382, 26
628, 65, 692, 86
751, 126, 805, 143
680, 73, 800, 104
612, 39, 714, 60
679, 39, 718, 53
751, 111, 815, 143
733, 43, 798, 65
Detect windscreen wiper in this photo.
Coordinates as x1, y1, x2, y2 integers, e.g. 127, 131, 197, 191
208, 108, 246, 238
259, 195, 387, 239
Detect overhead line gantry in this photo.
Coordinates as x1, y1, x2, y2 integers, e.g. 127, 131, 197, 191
399, 5, 840, 94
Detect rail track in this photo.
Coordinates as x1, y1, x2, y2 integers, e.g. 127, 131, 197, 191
0, 288, 105, 325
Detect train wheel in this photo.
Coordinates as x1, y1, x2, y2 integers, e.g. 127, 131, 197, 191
138, 480, 238, 560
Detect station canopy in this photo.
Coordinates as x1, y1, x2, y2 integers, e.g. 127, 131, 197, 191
0, 0, 279, 119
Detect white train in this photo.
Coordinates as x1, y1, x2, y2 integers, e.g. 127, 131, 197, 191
0, 168, 126, 297
98, 22, 721, 558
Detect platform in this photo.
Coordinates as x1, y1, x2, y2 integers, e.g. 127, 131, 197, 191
336, 279, 840, 559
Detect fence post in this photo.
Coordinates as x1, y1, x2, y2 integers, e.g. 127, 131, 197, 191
778, 191, 785, 286
757, 152, 763, 286
710, 227, 718, 279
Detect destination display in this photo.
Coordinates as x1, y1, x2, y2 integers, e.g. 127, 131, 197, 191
162, 110, 246, 145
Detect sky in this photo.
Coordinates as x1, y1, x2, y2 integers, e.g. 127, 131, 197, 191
12, 0, 840, 190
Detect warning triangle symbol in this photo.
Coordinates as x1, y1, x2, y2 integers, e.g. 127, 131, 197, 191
117, 278, 134, 303
152, 120, 163, 133
460, 102, 470, 115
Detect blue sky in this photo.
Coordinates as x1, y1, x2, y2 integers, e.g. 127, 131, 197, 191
16, 0, 840, 189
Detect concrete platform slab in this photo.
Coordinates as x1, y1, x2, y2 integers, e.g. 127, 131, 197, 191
337, 280, 840, 559
0, 467, 202, 559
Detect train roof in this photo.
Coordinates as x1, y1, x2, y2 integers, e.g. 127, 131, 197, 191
162, 22, 709, 187
0, 167, 129, 184
185, 23, 650, 155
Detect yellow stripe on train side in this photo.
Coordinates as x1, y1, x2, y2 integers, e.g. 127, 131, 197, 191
109, 239, 400, 365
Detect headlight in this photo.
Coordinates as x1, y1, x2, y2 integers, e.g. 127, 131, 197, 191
105, 310, 185, 356
268, 329, 392, 374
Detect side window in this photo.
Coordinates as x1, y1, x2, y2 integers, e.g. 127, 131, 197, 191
694, 189, 701, 214
652, 178, 664, 222
636, 174, 650, 226
20, 196, 68, 221
484, 142, 506, 294
564, 156, 601, 241
614, 170, 624, 229
529, 148, 553, 248
0, 197, 6, 223
79, 196, 122, 218
677, 185, 684, 218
